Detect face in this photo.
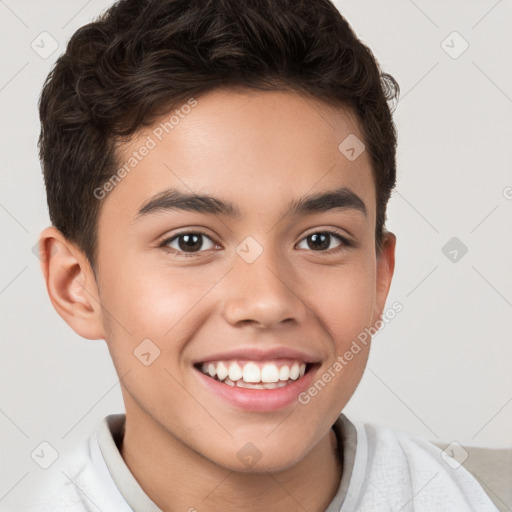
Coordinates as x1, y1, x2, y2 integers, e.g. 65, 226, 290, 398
87, 89, 394, 472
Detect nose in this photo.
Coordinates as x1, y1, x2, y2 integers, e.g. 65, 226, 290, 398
220, 246, 308, 329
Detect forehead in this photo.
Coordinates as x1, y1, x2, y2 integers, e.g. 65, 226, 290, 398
100, 88, 375, 229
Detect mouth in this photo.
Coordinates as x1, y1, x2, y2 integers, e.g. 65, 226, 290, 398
194, 359, 314, 389
193, 358, 319, 412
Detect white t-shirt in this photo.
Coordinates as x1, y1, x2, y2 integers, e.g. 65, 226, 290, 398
19, 413, 499, 511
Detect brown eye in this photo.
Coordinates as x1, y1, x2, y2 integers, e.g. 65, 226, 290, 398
161, 232, 217, 256
297, 231, 350, 253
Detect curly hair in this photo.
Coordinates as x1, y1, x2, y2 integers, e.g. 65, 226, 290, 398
38, 0, 399, 270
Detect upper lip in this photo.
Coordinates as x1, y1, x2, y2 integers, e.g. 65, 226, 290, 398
193, 346, 322, 365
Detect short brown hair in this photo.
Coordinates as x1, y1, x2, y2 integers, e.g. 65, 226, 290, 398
38, 0, 399, 270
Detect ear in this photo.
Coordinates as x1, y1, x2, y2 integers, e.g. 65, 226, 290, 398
39, 226, 105, 340
372, 231, 396, 326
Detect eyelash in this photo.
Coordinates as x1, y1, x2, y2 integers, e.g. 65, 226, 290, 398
159, 230, 353, 258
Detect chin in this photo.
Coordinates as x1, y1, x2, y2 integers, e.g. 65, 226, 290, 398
204, 439, 311, 475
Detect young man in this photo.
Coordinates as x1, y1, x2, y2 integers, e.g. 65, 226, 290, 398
27, 0, 498, 510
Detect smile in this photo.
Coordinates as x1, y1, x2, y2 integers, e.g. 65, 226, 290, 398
196, 359, 309, 390
193, 356, 320, 411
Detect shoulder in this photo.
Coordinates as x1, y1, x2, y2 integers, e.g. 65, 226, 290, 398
21, 417, 131, 512
22, 435, 95, 511
341, 417, 499, 511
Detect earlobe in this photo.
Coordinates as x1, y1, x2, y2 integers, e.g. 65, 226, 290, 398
39, 226, 105, 340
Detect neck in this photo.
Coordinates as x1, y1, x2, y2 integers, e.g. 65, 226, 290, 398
120, 410, 342, 512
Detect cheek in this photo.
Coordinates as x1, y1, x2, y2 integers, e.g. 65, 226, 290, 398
97, 256, 223, 368
297, 261, 377, 413
97, 261, 213, 421
303, 256, 377, 347
100, 258, 204, 330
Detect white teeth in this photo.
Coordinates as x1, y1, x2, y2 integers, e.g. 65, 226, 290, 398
228, 362, 243, 382
279, 365, 290, 381
243, 362, 261, 383
199, 359, 310, 387
261, 363, 279, 383
289, 363, 300, 380
216, 361, 228, 381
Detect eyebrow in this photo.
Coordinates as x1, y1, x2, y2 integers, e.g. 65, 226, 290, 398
134, 186, 367, 222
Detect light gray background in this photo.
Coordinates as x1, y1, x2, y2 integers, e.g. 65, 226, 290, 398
1, 0, 511, 506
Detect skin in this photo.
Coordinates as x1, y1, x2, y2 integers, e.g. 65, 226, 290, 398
40, 88, 395, 512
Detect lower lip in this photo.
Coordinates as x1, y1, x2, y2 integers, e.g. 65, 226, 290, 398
194, 365, 319, 412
